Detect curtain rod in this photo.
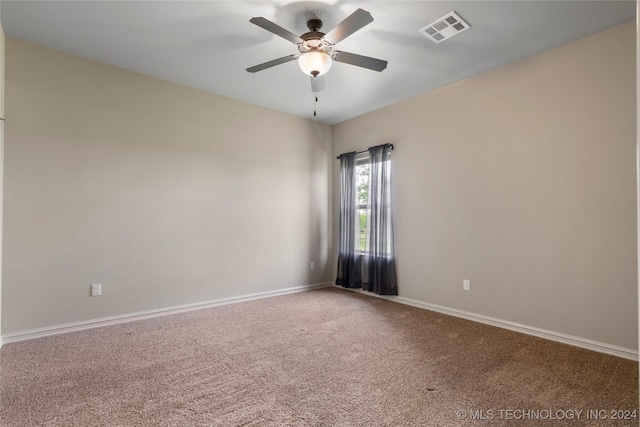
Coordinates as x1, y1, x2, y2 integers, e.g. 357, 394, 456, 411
336, 143, 394, 160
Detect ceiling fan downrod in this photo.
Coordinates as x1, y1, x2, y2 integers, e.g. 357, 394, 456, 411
307, 19, 323, 32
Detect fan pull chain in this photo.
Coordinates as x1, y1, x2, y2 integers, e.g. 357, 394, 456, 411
314, 95, 318, 117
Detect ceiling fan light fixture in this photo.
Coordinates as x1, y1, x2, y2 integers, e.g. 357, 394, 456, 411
298, 51, 332, 77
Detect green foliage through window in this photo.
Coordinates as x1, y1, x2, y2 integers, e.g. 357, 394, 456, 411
356, 161, 369, 252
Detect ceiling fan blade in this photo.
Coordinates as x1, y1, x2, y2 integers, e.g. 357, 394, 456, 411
249, 17, 303, 45
325, 9, 374, 45
246, 54, 299, 73
333, 51, 388, 72
310, 75, 325, 93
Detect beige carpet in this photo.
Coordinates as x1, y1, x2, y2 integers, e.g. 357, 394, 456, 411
0, 287, 637, 426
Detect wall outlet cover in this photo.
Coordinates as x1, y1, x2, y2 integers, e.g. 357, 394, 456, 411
91, 283, 102, 297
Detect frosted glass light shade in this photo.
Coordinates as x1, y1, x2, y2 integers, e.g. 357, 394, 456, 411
298, 52, 332, 77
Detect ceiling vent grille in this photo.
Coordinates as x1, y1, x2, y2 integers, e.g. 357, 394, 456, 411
419, 12, 470, 44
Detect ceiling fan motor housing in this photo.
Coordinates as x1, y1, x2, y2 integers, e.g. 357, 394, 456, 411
299, 19, 332, 55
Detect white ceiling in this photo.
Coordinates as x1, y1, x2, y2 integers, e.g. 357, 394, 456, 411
1, 1, 635, 125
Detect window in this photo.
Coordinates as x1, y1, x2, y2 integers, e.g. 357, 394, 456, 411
354, 153, 392, 255
336, 143, 397, 295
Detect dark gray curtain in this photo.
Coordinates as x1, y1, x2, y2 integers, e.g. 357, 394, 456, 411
336, 144, 397, 295
335, 152, 361, 288
362, 144, 397, 295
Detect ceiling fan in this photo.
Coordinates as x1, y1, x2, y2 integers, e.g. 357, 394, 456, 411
246, 8, 388, 93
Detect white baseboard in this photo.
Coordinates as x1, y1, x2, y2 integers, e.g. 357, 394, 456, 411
1, 282, 333, 345
4, 282, 636, 361
335, 285, 638, 361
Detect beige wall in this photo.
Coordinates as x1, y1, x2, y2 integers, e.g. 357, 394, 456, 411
2, 22, 637, 351
636, 0, 639, 400
0, 21, 5, 340
2, 38, 332, 333
333, 22, 638, 350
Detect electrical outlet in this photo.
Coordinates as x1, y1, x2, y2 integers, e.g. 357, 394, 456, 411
310, 262, 315, 270
463, 280, 470, 291
91, 283, 102, 297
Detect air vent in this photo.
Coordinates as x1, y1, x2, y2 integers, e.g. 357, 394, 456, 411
419, 12, 470, 44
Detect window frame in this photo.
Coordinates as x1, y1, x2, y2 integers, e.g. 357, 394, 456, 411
354, 151, 394, 257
